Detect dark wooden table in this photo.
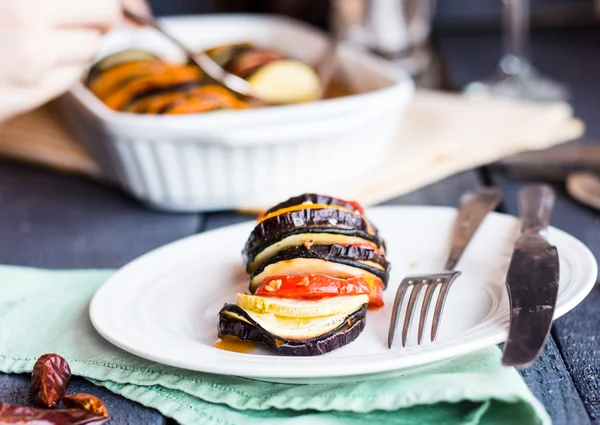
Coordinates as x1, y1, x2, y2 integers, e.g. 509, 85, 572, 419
1, 29, 599, 425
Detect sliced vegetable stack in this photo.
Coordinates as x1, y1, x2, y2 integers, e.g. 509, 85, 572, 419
85, 49, 247, 114
217, 194, 390, 356
206, 43, 321, 104
84, 42, 322, 114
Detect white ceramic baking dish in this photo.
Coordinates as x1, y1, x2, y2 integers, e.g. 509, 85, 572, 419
57, 14, 414, 212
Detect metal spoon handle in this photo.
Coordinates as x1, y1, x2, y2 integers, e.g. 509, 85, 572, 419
122, 8, 256, 99
444, 187, 503, 270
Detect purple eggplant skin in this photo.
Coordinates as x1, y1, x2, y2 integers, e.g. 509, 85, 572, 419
263, 194, 364, 216
243, 227, 385, 271
217, 304, 367, 356
244, 207, 384, 260
248, 244, 390, 292
122, 81, 201, 112
262, 193, 381, 236
283, 244, 390, 272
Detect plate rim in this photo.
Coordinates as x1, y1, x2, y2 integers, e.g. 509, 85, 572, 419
89, 206, 598, 379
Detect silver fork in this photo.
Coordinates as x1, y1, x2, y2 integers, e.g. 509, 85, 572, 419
388, 187, 502, 348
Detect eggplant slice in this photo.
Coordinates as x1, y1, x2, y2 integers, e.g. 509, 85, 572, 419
218, 304, 367, 356
244, 208, 384, 261
264, 194, 364, 216
278, 244, 390, 270
86, 49, 159, 85
121, 81, 202, 112
244, 227, 385, 269
249, 244, 390, 292
244, 231, 386, 273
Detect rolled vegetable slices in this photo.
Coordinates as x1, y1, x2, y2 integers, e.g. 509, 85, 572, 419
217, 194, 391, 356
85, 43, 323, 114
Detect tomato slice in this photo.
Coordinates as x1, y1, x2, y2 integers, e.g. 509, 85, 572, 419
347, 200, 365, 215
366, 278, 384, 309
255, 274, 383, 308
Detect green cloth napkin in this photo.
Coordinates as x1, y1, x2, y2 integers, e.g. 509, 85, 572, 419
0, 266, 550, 425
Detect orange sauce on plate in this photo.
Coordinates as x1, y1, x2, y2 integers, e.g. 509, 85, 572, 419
213, 336, 257, 354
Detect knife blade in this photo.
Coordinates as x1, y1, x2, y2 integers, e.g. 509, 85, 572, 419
501, 184, 560, 367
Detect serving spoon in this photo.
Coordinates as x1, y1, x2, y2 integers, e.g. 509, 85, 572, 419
123, 8, 266, 102
124, 8, 349, 104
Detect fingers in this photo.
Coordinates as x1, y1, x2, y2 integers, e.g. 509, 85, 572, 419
50, 29, 102, 66
2, 27, 100, 86
0, 0, 122, 32
1, 65, 84, 119
0, 0, 120, 120
122, 0, 152, 17
121, 0, 153, 28
32, 65, 85, 101
52, 0, 122, 31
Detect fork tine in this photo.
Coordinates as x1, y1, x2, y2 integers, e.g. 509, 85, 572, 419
387, 279, 411, 348
430, 284, 450, 342
401, 280, 425, 347
430, 272, 461, 342
417, 280, 439, 344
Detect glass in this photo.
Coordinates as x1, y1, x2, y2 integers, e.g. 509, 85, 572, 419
464, 0, 569, 102
332, 0, 435, 77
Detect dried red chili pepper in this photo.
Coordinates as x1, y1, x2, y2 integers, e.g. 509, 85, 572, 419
0, 402, 108, 424
62, 394, 108, 418
30, 354, 71, 408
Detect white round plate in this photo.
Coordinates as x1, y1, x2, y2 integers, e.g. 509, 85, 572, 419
90, 206, 597, 383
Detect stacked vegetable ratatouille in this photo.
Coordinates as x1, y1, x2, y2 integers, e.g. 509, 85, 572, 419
84, 43, 322, 114
217, 194, 390, 356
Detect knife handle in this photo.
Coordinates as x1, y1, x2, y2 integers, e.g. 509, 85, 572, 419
444, 187, 502, 270
518, 185, 556, 236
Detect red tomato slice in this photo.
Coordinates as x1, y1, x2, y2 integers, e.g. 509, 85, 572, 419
347, 200, 365, 215
255, 274, 384, 308
366, 279, 384, 309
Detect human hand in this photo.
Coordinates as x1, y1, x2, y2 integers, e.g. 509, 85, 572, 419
0, 0, 151, 122
122, 0, 153, 22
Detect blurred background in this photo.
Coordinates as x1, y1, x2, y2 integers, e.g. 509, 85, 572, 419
143, 0, 600, 92
2, 0, 594, 212
147, 0, 597, 29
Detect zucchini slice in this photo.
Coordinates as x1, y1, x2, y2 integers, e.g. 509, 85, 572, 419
87, 49, 158, 85
248, 245, 389, 292
217, 304, 367, 356
244, 208, 382, 259
245, 231, 385, 273
236, 293, 370, 318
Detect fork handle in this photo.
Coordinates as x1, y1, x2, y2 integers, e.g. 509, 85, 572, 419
444, 187, 502, 270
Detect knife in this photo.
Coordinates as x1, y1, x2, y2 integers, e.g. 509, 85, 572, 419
501, 184, 560, 367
